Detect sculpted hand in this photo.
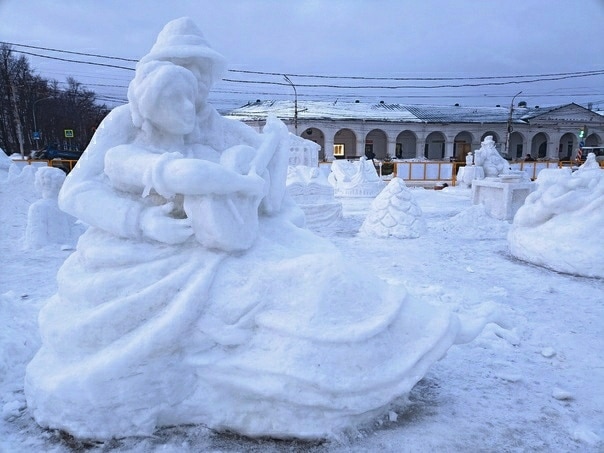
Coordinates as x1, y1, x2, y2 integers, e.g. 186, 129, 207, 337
140, 203, 193, 244
237, 172, 266, 196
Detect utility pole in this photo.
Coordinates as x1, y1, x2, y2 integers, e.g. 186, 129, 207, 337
283, 75, 298, 135
504, 91, 522, 158
32, 96, 55, 151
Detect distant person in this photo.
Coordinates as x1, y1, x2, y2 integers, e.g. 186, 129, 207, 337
524, 154, 535, 162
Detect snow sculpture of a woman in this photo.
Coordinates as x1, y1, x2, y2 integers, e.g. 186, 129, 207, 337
25, 166, 83, 249
26, 17, 497, 441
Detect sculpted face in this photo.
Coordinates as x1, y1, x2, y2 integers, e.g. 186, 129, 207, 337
168, 58, 214, 104
138, 67, 198, 135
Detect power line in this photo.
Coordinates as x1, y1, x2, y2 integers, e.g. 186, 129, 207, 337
4, 40, 604, 84
0, 40, 138, 62
14, 50, 135, 71
233, 68, 604, 81
222, 71, 604, 90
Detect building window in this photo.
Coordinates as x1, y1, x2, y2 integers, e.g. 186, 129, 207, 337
334, 144, 344, 157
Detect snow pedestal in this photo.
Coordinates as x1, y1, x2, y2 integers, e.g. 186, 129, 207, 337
472, 177, 535, 221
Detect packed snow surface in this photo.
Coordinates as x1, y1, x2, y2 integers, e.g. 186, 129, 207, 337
1, 167, 603, 452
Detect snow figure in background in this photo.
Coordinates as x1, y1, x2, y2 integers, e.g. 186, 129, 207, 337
286, 134, 342, 230
465, 151, 473, 166
0, 149, 13, 181
359, 177, 426, 239
473, 135, 510, 178
26, 17, 500, 441
508, 153, 604, 278
286, 164, 342, 230
329, 155, 386, 197
24, 166, 83, 249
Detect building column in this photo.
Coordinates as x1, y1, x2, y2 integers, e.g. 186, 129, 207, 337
416, 139, 426, 159
547, 134, 561, 160
356, 139, 364, 158
324, 135, 335, 161
387, 140, 396, 159
444, 140, 455, 160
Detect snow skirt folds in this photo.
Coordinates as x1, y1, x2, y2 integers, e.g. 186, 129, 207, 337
26, 217, 463, 440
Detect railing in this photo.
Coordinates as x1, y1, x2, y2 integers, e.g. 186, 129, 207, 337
8, 158, 79, 172
321, 159, 604, 187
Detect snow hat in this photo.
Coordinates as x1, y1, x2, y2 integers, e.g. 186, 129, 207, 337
139, 17, 227, 86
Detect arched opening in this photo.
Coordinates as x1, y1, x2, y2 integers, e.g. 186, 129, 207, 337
333, 128, 357, 159
531, 133, 548, 158
302, 127, 325, 161
558, 132, 576, 160
454, 131, 473, 161
424, 131, 446, 159
509, 132, 524, 159
395, 130, 417, 159
365, 129, 388, 160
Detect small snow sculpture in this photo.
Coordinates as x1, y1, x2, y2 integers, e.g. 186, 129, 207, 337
25, 17, 499, 441
577, 152, 600, 171
329, 156, 386, 197
359, 178, 425, 238
25, 167, 83, 249
286, 165, 342, 229
508, 156, 603, 277
465, 151, 473, 166
474, 135, 510, 178
289, 133, 319, 167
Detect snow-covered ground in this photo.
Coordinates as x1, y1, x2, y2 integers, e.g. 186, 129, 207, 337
1, 167, 602, 452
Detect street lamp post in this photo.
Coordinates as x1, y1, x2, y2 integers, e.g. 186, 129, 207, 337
504, 91, 522, 158
32, 96, 54, 151
283, 75, 298, 135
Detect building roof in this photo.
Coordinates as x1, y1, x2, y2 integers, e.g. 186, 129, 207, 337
226, 100, 579, 125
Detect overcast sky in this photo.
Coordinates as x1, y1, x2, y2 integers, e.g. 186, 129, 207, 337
1, 0, 604, 111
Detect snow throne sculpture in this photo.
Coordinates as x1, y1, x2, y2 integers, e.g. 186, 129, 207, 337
26, 17, 497, 441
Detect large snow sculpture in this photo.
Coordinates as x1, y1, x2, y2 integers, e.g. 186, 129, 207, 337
508, 153, 604, 278
473, 135, 510, 178
328, 156, 386, 197
26, 17, 498, 441
359, 178, 426, 238
25, 166, 83, 249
